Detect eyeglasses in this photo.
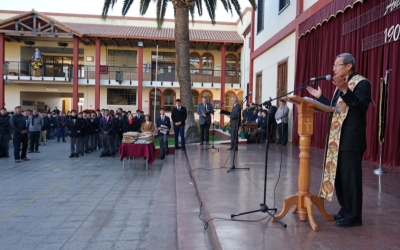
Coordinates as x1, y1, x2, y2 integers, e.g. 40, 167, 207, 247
333, 63, 347, 69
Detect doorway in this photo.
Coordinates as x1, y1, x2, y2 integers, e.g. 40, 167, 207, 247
255, 73, 262, 105
277, 60, 288, 100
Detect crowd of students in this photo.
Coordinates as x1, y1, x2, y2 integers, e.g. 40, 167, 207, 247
0, 105, 182, 162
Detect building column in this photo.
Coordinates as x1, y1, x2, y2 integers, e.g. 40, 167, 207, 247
0, 34, 4, 108
248, 8, 255, 105
95, 38, 101, 110
73, 36, 79, 111
138, 45, 143, 110
220, 43, 226, 125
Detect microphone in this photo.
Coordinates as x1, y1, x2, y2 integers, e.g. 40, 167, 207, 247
245, 91, 252, 97
310, 75, 332, 81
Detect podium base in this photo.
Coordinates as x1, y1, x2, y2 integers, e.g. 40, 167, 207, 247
272, 193, 333, 232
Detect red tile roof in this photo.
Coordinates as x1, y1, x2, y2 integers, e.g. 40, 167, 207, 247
64, 22, 243, 43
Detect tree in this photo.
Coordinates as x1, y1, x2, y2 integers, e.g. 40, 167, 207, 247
102, 0, 256, 142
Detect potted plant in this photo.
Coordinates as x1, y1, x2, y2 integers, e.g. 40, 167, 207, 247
31, 60, 42, 77
223, 123, 230, 133
214, 121, 220, 130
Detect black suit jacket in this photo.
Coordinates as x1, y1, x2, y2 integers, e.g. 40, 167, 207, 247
171, 106, 187, 126
156, 115, 171, 137
317, 73, 371, 152
230, 103, 241, 122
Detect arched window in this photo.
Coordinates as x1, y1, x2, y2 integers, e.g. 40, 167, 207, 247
226, 54, 237, 76
202, 53, 213, 75
225, 92, 236, 112
190, 53, 200, 74
192, 90, 199, 111
201, 90, 213, 104
164, 89, 175, 112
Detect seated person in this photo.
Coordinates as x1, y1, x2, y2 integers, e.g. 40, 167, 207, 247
141, 114, 155, 133
248, 110, 268, 143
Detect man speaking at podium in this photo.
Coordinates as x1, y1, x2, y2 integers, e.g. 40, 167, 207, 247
197, 96, 214, 145
307, 53, 373, 227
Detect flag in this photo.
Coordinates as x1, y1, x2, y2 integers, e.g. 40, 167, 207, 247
378, 77, 389, 144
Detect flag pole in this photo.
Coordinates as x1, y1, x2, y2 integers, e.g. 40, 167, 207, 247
373, 69, 391, 175
154, 45, 158, 122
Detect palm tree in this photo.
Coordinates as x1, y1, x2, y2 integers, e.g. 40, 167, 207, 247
102, 0, 256, 142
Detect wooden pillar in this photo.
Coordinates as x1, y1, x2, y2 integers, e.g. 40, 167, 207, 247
0, 34, 4, 108
220, 43, 226, 125
72, 36, 79, 111
138, 45, 143, 110
248, 8, 255, 104
95, 38, 101, 110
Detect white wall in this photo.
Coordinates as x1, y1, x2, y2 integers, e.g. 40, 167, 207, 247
254, 0, 296, 49
253, 32, 296, 108
304, 0, 319, 10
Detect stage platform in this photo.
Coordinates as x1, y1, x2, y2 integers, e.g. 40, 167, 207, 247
178, 142, 400, 249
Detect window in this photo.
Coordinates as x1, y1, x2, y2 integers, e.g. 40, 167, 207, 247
277, 60, 288, 100
279, 0, 290, 13
190, 53, 200, 74
164, 90, 175, 112
107, 88, 137, 105
257, 0, 264, 33
202, 90, 213, 104
108, 50, 137, 67
225, 92, 236, 112
225, 54, 237, 76
202, 53, 213, 75
256, 73, 262, 105
192, 91, 199, 110
151, 52, 176, 61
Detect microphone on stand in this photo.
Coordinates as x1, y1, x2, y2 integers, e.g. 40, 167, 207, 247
245, 91, 253, 97
310, 75, 332, 81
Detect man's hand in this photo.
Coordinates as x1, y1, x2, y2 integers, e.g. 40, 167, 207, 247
175, 122, 181, 126
306, 86, 322, 99
104, 131, 108, 135
21, 130, 27, 135
202, 114, 206, 117
333, 75, 349, 93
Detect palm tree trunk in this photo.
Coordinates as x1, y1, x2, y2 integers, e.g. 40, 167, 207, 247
175, 6, 198, 143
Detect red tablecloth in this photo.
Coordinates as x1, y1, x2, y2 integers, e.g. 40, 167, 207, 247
118, 143, 156, 165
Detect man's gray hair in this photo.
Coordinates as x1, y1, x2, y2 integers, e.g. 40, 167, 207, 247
337, 53, 355, 71
232, 96, 238, 102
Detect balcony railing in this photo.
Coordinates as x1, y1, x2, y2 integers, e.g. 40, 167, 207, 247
3, 62, 241, 84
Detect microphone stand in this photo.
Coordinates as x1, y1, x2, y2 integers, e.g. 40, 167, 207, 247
222, 94, 251, 173
230, 78, 324, 226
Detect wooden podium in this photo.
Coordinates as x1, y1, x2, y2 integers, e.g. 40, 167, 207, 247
272, 95, 335, 231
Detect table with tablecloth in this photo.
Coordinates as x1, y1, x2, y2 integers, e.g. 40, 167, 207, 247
118, 143, 156, 170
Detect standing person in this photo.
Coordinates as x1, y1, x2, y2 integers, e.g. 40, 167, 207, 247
79, 111, 90, 155
275, 99, 289, 145
268, 103, 277, 143
27, 109, 43, 153
0, 108, 11, 158
53, 106, 60, 115
10, 106, 30, 163
96, 110, 103, 149
40, 113, 49, 146
171, 99, 187, 151
50, 112, 58, 139
57, 112, 67, 142
306, 53, 372, 227
113, 112, 123, 153
242, 105, 250, 125
123, 114, 136, 133
89, 112, 98, 152
140, 115, 155, 133
67, 110, 81, 158
99, 109, 115, 157
197, 96, 214, 145
46, 113, 52, 140
156, 108, 171, 160
134, 110, 143, 132
229, 96, 241, 151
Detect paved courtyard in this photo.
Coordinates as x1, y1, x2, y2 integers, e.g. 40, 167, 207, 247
0, 139, 163, 250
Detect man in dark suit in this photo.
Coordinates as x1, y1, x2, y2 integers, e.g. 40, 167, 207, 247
248, 109, 267, 143
307, 53, 372, 227
229, 96, 241, 151
134, 109, 143, 132
197, 97, 214, 145
156, 108, 171, 159
99, 109, 115, 157
67, 110, 81, 158
57, 113, 67, 142
171, 99, 187, 150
